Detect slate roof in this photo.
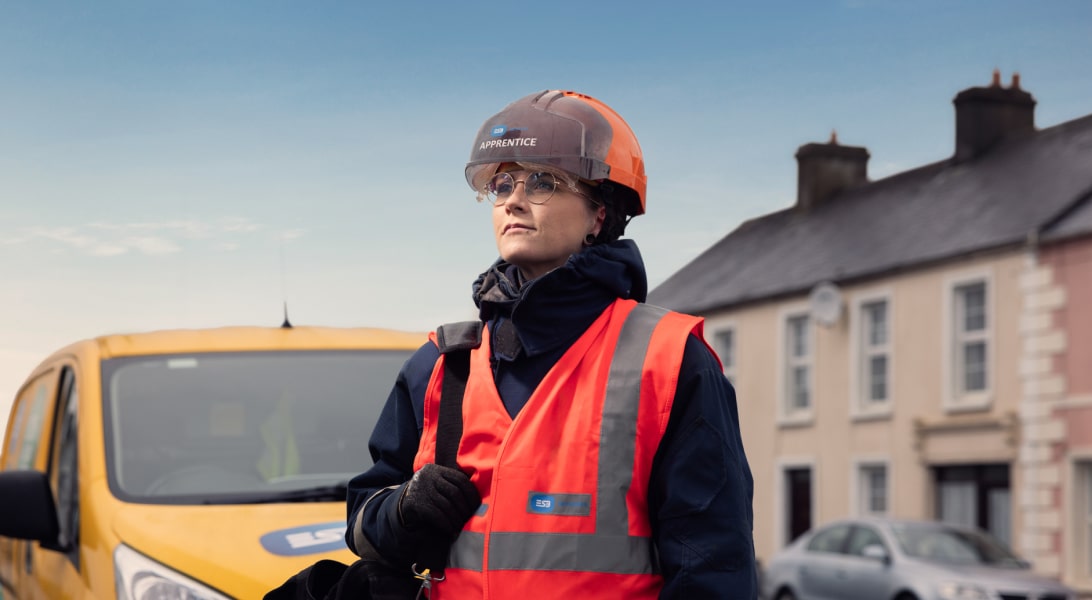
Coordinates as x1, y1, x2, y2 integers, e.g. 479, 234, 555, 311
648, 113, 1092, 314
1042, 180, 1092, 243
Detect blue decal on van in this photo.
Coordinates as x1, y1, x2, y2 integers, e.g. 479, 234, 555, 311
260, 521, 348, 556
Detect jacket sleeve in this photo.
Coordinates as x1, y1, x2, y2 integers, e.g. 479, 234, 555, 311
650, 334, 758, 599
345, 341, 440, 562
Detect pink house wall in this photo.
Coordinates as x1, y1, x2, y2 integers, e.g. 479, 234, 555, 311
1045, 238, 1092, 397
1044, 236, 1092, 569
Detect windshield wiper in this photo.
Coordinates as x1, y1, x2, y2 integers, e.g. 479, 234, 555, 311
211, 482, 349, 505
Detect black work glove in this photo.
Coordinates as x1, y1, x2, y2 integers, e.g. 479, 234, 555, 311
396, 463, 481, 571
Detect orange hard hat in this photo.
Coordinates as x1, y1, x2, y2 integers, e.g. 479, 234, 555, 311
465, 90, 647, 216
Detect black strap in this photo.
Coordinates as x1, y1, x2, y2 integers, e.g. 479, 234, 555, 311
433, 321, 482, 468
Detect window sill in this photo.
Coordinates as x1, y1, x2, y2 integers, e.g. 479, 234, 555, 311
943, 392, 992, 414
851, 408, 893, 423
778, 413, 815, 429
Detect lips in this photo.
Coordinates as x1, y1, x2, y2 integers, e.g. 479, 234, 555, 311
503, 223, 533, 234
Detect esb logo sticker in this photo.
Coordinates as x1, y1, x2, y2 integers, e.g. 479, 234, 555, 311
260, 521, 347, 556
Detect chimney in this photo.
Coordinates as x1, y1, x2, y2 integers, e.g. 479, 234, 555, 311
953, 70, 1036, 162
795, 131, 870, 210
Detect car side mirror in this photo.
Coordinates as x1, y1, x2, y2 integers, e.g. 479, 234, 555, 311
0, 470, 60, 541
862, 544, 890, 564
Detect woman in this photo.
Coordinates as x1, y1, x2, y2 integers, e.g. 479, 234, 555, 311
345, 90, 757, 598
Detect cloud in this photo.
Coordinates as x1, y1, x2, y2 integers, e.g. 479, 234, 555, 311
0, 218, 306, 257
121, 236, 182, 255
276, 229, 306, 242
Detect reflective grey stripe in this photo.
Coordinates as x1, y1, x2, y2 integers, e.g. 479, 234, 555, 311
352, 485, 398, 555
449, 531, 485, 571
597, 303, 666, 538
447, 303, 667, 575
488, 532, 654, 573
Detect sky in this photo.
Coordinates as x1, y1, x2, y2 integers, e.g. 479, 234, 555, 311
2, 1, 1091, 413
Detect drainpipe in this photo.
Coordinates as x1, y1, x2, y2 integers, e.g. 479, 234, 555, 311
1022, 228, 1040, 571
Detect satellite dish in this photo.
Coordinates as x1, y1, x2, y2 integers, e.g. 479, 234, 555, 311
809, 281, 843, 327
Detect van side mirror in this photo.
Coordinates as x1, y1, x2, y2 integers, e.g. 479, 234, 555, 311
0, 470, 60, 541
862, 544, 890, 565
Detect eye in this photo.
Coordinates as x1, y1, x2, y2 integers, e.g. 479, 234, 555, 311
528, 172, 557, 194
488, 174, 515, 196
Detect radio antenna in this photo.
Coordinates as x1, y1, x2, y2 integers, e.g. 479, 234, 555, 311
280, 243, 293, 329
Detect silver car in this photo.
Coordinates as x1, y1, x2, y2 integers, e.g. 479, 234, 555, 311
760, 516, 1076, 600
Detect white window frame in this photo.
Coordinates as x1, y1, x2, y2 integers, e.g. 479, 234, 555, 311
942, 270, 993, 411
852, 457, 891, 517
850, 290, 894, 420
778, 305, 814, 426
711, 325, 737, 383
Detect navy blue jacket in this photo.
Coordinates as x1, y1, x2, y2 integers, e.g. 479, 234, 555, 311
346, 240, 757, 598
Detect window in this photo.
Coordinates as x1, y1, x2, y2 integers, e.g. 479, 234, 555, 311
952, 280, 990, 403
859, 299, 890, 408
713, 328, 735, 382
858, 463, 888, 516
102, 349, 415, 500
9, 377, 53, 470
1073, 462, 1092, 579
933, 464, 1010, 546
846, 525, 886, 557
50, 367, 80, 562
784, 314, 811, 416
806, 523, 851, 554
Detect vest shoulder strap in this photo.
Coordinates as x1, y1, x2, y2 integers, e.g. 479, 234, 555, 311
435, 320, 483, 354
433, 321, 482, 468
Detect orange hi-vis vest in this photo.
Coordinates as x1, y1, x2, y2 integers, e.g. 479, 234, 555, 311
412, 299, 706, 599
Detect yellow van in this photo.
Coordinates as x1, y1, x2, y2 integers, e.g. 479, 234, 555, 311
0, 325, 425, 599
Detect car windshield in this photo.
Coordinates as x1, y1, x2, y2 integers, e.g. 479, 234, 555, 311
102, 349, 413, 504
891, 522, 1027, 568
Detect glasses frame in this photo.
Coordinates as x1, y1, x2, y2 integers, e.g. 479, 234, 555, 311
484, 171, 567, 206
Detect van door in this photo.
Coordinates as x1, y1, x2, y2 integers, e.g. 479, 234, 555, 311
0, 367, 59, 598
20, 365, 83, 600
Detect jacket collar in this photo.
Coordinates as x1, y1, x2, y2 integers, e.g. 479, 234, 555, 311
472, 240, 648, 359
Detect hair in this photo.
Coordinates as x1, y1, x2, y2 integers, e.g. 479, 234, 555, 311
589, 182, 631, 244
476, 162, 630, 244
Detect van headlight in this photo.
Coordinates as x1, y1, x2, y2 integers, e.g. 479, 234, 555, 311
114, 544, 231, 600
937, 581, 991, 600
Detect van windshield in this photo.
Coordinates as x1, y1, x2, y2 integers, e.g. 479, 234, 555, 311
101, 350, 414, 504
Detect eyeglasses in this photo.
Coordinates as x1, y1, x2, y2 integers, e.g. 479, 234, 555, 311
483, 171, 563, 205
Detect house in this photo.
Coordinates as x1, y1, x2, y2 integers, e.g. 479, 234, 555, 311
647, 71, 1092, 587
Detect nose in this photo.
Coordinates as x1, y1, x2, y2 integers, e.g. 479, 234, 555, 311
498, 181, 530, 210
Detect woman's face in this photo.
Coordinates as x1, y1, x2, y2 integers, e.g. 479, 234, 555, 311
490, 168, 605, 280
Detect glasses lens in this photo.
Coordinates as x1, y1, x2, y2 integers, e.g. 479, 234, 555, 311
524, 172, 557, 203
485, 172, 515, 204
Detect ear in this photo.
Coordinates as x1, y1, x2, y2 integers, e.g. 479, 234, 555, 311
590, 204, 606, 236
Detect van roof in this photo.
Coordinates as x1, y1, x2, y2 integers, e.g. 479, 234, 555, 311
58, 325, 428, 361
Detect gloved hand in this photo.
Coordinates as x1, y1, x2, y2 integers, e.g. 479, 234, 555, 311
398, 463, 481, 539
